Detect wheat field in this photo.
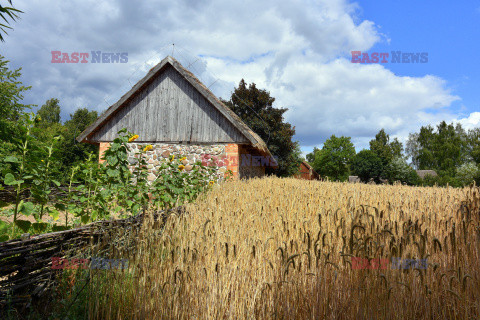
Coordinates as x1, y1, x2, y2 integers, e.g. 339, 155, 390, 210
83, 177, 480, 319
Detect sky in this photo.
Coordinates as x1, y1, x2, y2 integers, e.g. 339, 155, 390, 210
1, 0, 480, 157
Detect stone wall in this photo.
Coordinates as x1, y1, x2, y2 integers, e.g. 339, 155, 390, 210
125, 143, 232, 182
98, 142, 270, 181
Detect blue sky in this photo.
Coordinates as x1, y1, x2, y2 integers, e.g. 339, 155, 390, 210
1, 0, 479, 158
358, 0, 480, 118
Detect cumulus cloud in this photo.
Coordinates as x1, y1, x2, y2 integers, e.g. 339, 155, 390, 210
453, 112, 480, 131
2, 0, 474, 152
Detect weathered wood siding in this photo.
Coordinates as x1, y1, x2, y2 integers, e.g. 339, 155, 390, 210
90, 65, 249, 143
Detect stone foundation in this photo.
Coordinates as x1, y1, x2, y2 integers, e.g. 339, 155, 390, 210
125, 143, 234, 182
97, 142, 271, 181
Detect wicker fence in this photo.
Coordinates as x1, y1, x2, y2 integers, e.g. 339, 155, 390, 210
0, 207, 183, 309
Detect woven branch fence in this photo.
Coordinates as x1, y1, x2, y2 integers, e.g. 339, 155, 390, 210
0, 206, 184, 309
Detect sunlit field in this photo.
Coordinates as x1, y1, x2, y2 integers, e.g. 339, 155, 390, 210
66, 177, 479, 319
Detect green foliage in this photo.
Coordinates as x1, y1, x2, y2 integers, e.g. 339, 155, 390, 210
37, 98, 61, 124
406, 121, 467, 174
406, 121, 472, 186
384, 157, 420, 185
2, 113, 35, 236
0, 55, 32, 142
0, 1, 22, 42
222, 80, 302, 177
30, 137, 62, 221
306, 147, 318, 163
1, 128, 217, 241
466, 128, 480, 164
351, 149, 383, 183
307, 135, 356, 181
58, 107, 99, 178
150, 154, 217, 209
420, 172, 462, 188
456, 162, 479, 187
369, 129, 403, 167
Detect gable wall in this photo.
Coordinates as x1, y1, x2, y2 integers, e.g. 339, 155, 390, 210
91, 65, 249, 144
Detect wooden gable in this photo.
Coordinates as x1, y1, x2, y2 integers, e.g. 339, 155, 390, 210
85, 64, 249, 143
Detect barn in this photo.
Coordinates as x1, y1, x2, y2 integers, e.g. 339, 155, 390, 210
294, 161, 320, 180
77, 56, 276, 180
416, 170, 438, 179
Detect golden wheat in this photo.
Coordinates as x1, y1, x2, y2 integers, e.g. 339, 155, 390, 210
86, 177, 480, 319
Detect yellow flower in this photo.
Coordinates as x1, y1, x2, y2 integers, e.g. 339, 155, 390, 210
128, 134, 139, 142
41, 160, 44, 162
209, 180, 215, 186
143, 145, 153, 152
170, 155, 175, 162
180, 157, 187, 161
178, 164, 185, 171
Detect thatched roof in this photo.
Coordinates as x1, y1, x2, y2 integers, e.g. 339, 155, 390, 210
77, 56, 272, 158
348, 176, 361, 183
416, 170, 438, 179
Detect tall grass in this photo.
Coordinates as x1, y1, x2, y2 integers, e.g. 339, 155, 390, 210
64, 177, 479, 319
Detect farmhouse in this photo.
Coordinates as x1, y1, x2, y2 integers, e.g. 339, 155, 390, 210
294, 161, 320, 180
416, 170, 438, 179
77, 56, 276, 180
348, 176, 361, 183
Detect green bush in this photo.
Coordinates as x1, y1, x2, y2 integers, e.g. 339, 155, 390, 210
1, 127, 218, 240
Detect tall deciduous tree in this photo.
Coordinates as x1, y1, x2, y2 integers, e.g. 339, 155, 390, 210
406, 121, 467, 175
467, 128, 480, 164
369, 129, 403, 165
38, 98, 61, 124
33, 98, 64, 144
351, 149, 383, 183
59, 108, 98, 171
307, 135, 356, 181
0, 55, 31, 141
0, 56, 32, 176
222, 80, 301, 177
306, 147, 319, 163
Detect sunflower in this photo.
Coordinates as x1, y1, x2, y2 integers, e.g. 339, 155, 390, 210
128, 134, 139, 142
143, 145, 153, 152
178, 164, 185, 171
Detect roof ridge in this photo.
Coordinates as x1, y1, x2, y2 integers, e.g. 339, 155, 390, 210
77, 55, 272, 158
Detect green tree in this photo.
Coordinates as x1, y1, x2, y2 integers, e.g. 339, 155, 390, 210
0, 55, 31, 141
384, 157, 420, 185
38, 98, 61, 124
308, 135, 356, 181
369, 129, 403, 165
467, 128, 480, 164
456, 162, 479, 186
406, 121, 467, 175
0, 1, 22, 42
351, 149, 383, 183
32, 98, 64, 144
59, 107, 98, 173
306, 147, 319, 164
0, 56, 32, 176
222, 80, 301, 177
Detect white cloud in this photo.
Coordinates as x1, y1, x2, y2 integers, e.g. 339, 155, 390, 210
2, 0, 471, 151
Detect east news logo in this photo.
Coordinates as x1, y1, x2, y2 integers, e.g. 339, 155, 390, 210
351, 51, 428, 63
51, 51, 128, 63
